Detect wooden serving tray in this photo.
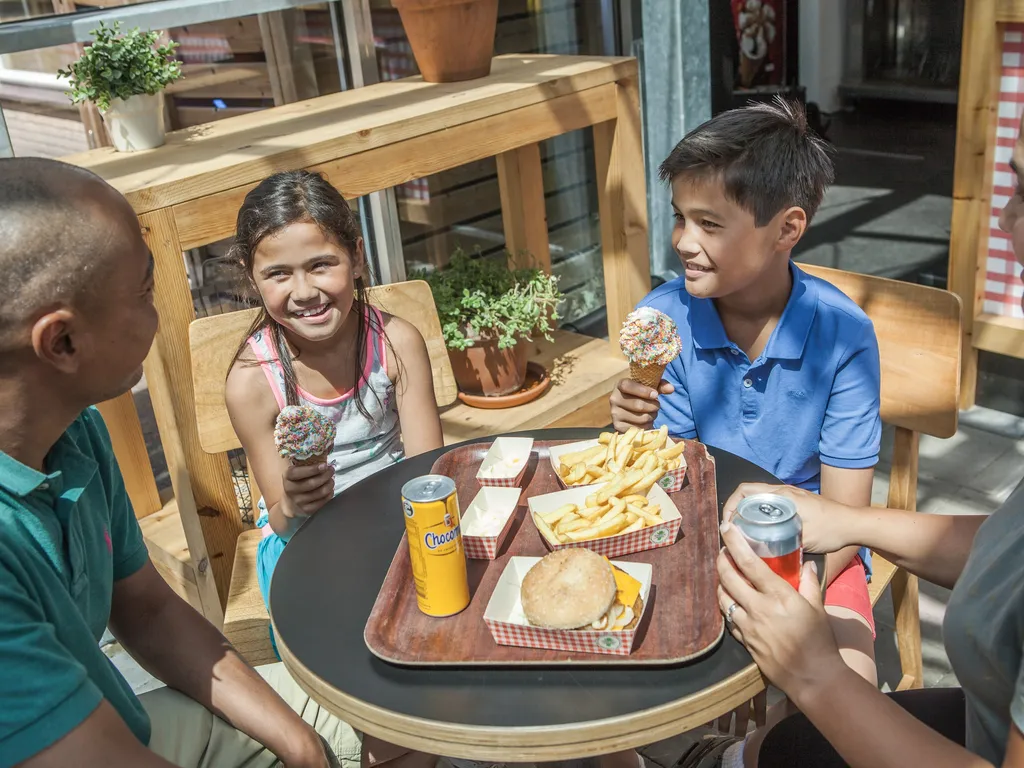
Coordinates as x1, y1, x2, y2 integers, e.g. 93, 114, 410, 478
363, 440, 723, 666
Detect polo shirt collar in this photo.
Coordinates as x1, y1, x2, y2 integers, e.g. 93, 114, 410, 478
764, 262, 817, 361
690, 296, 732, 351
689, 262, 817, 360
0, 427, 93, 498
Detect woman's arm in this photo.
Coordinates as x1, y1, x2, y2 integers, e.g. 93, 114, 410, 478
225, 362, 334, 539
717, 526, 994, 768
819, 464, 873, 583
384, 315, 443, 456
724, 483, 985, 590
794, 664, 996, 768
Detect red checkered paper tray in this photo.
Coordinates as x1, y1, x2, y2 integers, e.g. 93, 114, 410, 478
548, 434, 688, 493
527, 482, 681, 558
483, 557, 653, 656
461, 486, 521, 560
476, 437, 533, 487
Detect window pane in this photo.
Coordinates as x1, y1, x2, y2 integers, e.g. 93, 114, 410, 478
1, 5, 348, 154
372, 0, 615, 325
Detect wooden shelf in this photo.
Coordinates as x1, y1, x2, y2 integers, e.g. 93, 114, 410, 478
64, 54, 634, 218
440, 331, 625, 444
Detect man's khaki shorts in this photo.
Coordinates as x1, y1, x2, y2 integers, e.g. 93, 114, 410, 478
141, 662, 362, 768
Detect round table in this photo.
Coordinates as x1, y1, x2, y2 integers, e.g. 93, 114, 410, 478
272, 428, 796, 761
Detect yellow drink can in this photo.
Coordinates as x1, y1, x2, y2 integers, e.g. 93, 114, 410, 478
401, 474, 470, 617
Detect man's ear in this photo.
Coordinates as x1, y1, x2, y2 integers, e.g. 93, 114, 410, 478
31, 309, 81, 374
776, 206, 808, 252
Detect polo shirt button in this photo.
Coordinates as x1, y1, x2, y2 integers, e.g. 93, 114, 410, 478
743, 378, 753, 388
38, 483, 49, 491
730, 348, 740, 356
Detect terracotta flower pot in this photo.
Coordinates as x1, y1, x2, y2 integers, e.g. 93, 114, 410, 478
392, 0, 498, 83
448, 334, 528, 397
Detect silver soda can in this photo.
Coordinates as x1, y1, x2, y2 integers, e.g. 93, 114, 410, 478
733, 493, 802, 589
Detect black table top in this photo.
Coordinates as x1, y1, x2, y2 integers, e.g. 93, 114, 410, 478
271, 428, 788, 730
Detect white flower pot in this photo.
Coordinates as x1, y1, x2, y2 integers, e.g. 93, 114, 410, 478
103, 93, 166, 152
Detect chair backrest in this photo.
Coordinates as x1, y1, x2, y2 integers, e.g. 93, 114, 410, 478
800, 264, 962, 439
189, 279, 457, 455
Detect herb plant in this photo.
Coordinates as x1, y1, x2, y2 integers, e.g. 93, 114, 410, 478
59, 22, 182, 113
420, 249, 563, 351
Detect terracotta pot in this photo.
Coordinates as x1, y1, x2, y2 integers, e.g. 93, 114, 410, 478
448, 334, 528, 397
392, 0, 498, 83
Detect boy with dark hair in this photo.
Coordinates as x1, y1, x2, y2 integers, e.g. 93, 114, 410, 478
611, 100, 880, 767
0, 157, 434, 768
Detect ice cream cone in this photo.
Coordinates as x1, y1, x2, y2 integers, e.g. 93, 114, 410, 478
630, 362, 667, 390
275, 405, 337, 467
291, 452, 331, 468
738, 52, 764, 88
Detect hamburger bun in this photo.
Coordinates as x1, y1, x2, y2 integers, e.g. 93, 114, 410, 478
520, 549, 617, 630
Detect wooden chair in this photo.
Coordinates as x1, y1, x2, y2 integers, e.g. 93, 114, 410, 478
714, 265, 962, 736
803, 264, 962, 691
188, 280, 457, 665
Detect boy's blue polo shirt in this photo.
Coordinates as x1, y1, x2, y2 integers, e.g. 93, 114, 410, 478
641, 262, 881, 493
0, 408, 151, 767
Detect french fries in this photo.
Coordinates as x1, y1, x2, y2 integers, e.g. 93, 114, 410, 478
531, 487, 666, 546
556, 427, 685, 488
536, 428, 686, 546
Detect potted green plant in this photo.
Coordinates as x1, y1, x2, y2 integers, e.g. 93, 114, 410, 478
59, 22, 183, 152
391, 0, 498, 82
422, 249, 562, 398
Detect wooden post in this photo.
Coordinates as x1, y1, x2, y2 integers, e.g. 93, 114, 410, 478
886, 426, 924, 690
144, 344, 225, 626
496, 142, 551, 272
259, 10, 319, 106
140, 208, 243, 606
949, 0, 998, 409
96, 392, 162, 518
594, 76, 651, 353
50, 0, 113, 149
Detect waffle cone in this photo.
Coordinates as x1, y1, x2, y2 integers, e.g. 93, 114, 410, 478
738, 53, 764, 87
629, 362, 667, 389
290, 452, 331, 468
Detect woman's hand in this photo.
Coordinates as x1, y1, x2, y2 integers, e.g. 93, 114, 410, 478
280, 462, 335, 518
723, 482, 855, 555
717, 519, 847, 699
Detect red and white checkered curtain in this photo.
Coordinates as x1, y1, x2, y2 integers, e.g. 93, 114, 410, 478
985, 25, 1024, 318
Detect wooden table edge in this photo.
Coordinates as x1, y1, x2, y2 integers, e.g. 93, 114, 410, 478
275, 616, 765, 760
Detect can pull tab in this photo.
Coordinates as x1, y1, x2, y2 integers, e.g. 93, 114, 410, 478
759, 503, 783, 518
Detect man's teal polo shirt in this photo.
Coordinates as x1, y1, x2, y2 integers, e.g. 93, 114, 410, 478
0, 408, 151, 766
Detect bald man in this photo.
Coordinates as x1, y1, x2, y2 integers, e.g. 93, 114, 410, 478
0, 159, 430, 768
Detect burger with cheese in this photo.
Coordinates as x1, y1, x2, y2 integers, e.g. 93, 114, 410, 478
520, 549, 643, 631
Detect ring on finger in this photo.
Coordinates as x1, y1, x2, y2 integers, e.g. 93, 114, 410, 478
725, 602, 740, 626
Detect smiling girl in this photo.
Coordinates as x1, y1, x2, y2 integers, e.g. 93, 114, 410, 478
224, 170, 443, 614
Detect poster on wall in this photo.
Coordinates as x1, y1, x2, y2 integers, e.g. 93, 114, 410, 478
986, 25, 1024, 319
731, 0, 785, 89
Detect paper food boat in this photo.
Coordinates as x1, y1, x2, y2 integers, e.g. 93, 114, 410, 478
527, 481, 681, 558
483, 557, 653, 656
461, 486, 521, 560
548, 436, 688, 493
476, 437, 533, 487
